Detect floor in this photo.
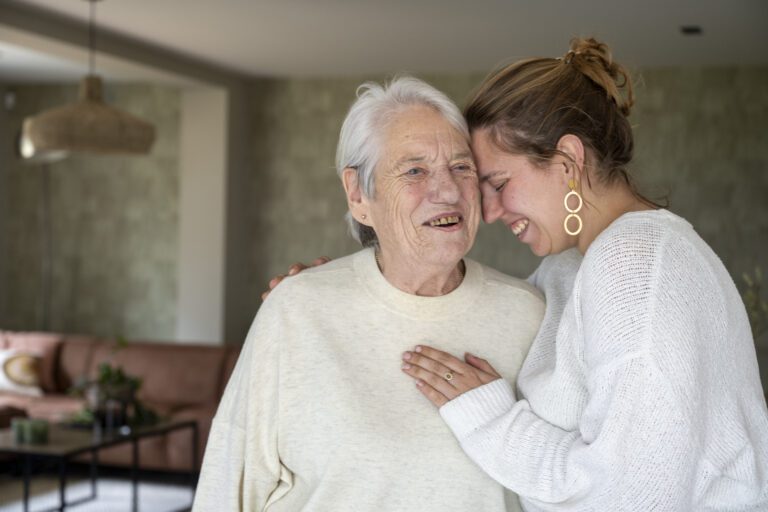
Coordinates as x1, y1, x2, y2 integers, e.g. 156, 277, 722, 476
0, 471, 194, 512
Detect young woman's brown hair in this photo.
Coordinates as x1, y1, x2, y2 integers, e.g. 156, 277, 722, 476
465, 37, 662, 207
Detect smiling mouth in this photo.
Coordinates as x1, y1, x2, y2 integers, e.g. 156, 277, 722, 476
426, 215, 462, 228
510, 218, 529, 237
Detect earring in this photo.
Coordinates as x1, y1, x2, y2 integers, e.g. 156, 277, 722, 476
361, 214, 367, 220
563, 178, 583, 236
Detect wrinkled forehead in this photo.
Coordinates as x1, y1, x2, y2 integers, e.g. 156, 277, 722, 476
380, 108, 471, 166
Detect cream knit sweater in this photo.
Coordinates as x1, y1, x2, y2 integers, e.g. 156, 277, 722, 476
193, 248, 545, 512
441, 210, 768, 511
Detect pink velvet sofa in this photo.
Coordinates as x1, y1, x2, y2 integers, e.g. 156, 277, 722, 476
0, 330, 240, 471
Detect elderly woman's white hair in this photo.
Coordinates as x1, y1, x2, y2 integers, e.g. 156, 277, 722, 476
336, 76, 470, 246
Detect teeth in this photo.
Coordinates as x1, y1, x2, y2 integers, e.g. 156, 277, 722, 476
429, 216, 460, 227
511, 219, 529, 236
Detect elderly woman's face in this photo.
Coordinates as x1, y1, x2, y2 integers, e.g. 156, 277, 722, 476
366, 106, 480, 268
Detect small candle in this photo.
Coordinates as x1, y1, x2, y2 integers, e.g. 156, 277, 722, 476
10, 417, 26, 444
26, 419, 49, 445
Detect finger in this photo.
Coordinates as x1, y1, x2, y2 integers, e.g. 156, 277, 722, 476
311, 256, 331, 267
288, 263, 308, 276
260, 290, 270, 301
413, 345, 470, 374
268, 274, 286, 290
415, 379, 448, 407
403, 350, 463, 379
401, 362, 459, 400
465, 353, 502, 380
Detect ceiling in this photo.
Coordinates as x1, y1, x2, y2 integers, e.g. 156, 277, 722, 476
1, 0, 767, 83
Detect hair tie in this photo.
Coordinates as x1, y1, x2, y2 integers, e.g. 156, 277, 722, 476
563, 50, 580, 65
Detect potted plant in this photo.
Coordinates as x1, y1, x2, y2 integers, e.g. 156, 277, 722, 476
69, 336, 158, 430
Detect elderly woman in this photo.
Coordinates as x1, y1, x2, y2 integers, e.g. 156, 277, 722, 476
192, 77, 544, 511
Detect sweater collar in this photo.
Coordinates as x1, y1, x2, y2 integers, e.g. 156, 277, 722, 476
353, 248, 484, 320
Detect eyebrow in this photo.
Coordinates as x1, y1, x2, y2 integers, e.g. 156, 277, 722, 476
453, 151, 473, 161
395, 155, 427, 167
479, 170, 505, 183
394, 151, 474, 167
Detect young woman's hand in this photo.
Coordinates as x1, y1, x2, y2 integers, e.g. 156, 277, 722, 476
401, 345, 502, 407
260, 256, 331, 300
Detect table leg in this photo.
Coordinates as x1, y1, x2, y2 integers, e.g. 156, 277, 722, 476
23, 455, 31, 512
58, 459, 67, 512
90, 448, 99, 500
132, 438, 139, 512
190, 422, 199, 504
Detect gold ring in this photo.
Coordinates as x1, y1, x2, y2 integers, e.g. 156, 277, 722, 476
444, 372, 454, 381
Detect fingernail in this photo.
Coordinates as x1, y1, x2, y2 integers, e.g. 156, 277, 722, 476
402, 352, 411, 360
415, 345, 422, 353
415, 380, 423, 387
401, 363, 411, 370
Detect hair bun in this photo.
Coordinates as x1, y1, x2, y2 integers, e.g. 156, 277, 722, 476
565, 37, 634, 116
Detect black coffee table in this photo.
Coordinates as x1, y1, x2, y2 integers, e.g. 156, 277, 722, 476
0, 419, 198, 512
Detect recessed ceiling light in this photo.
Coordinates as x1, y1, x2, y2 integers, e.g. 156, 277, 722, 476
681, 25, 703, 35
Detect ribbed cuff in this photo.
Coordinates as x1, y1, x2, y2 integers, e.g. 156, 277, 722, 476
439, 378, 516, 440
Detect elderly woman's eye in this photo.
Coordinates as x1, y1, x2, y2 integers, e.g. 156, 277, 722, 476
405, 168, 423, 176
452, 163, 473, 173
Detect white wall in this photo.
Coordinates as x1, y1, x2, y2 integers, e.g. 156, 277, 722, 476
0, 87, 9, 324
175, 88, 228, 343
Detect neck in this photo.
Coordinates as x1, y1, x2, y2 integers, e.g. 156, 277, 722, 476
576, 182, 654, 254
375, 249, 465, 296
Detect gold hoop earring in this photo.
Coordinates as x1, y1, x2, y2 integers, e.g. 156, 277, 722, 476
563, 178, 583, 236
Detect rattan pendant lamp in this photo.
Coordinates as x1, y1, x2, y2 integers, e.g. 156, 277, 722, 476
20, 0, 155, 159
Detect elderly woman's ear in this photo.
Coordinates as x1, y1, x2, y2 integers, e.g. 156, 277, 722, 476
342, 167, 372, 226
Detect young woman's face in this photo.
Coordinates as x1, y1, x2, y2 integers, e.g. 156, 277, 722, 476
471, 128, 575, 257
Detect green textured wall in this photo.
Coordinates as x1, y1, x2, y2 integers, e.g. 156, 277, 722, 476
243, 69, 768, 342
632, 68, 768, 282
1, 83, 180, 339
2, 68, 766, 348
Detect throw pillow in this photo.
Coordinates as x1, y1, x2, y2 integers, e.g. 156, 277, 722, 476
0, 349, 43, 397
1, 331, 62, 392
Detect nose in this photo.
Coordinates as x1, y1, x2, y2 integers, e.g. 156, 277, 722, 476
482, 192, 503, 224
429, 169, 461, 204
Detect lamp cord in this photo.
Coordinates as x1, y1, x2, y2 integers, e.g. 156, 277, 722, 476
38, 164, 52, 331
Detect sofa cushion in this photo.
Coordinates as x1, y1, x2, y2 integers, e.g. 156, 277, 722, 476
0, 331, 62, 393
89, 341, 226, 407
165, 403, 216, 470
219, 345, 241, 396
57, 336, 99, 392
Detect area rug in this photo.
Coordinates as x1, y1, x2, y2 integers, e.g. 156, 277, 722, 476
0, 475, 193, 511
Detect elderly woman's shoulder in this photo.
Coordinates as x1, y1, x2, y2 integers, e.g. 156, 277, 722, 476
475, 261, 545, 304
263, 252, 359, 305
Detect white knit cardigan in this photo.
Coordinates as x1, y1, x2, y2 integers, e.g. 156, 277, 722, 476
441, 209, 768, 511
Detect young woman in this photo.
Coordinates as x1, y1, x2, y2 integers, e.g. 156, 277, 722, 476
400, 37, 768, 510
